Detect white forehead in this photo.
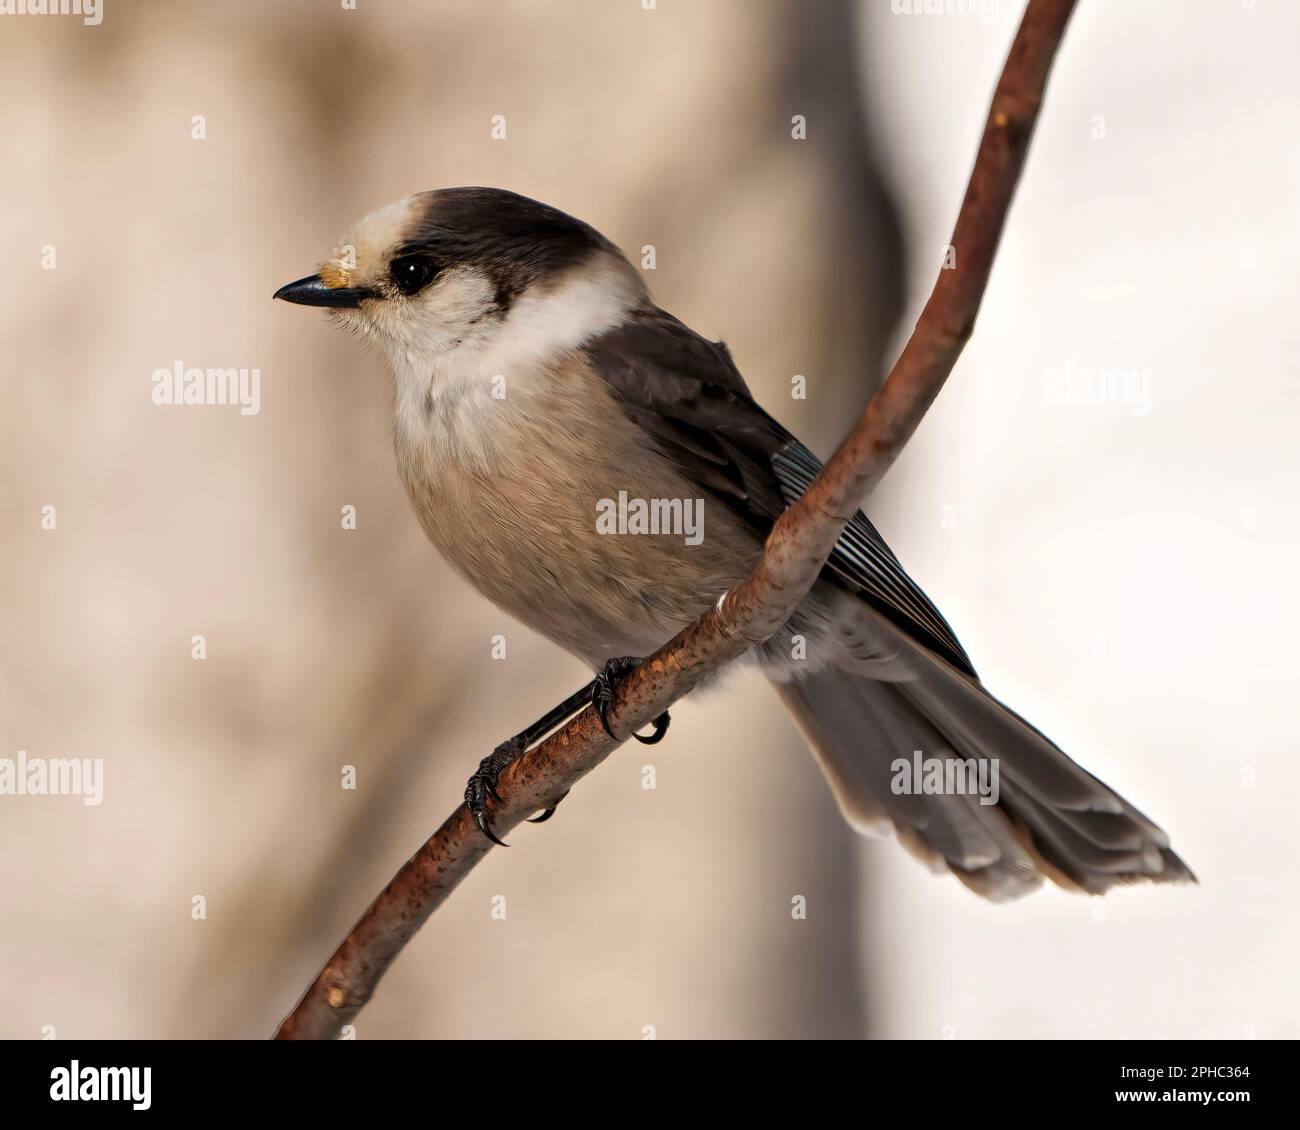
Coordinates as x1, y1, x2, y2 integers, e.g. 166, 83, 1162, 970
345, 195, 418, 254
324, 194, 423, 285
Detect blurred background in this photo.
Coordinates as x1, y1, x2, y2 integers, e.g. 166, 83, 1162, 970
2, 0, 1296, 1039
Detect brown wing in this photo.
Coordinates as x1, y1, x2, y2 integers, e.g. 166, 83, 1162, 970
582, 305, 976, 676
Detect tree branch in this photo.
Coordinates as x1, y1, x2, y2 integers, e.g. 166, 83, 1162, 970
274, 0, 1078, 1040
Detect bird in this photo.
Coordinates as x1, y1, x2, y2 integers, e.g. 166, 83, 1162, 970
274, 186, 1193, 901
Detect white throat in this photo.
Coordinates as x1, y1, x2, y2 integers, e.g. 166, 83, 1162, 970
387, 255, 644, 466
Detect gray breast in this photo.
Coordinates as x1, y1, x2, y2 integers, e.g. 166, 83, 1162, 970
395, 353, 762, 668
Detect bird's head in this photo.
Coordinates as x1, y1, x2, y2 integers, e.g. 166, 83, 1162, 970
274, 187, 644, 362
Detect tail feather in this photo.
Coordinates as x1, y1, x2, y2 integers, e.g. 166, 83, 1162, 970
772, 613, 1194, 900
774, 672, 1044, 901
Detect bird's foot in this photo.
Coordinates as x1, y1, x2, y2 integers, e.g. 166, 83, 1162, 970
466, 739, 569, 847
464, 657, 667, 846
592, 656, 671, 745
464, 737, 524, 847
465, 687, 591, 846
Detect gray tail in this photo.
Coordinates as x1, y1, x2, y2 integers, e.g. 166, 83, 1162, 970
773, 654, 1195, 902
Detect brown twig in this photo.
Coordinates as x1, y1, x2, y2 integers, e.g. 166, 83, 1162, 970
274, 0, 1077, 1040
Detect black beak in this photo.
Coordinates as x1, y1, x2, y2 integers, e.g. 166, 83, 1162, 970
273, 274, 374, 308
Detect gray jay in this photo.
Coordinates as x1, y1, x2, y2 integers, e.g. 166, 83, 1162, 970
275, 187, 1192, 901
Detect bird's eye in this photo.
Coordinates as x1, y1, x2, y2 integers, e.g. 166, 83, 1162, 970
390, 255, 437, 296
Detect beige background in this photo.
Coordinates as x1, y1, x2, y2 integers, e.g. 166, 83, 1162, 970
2, 0, 1296, 1039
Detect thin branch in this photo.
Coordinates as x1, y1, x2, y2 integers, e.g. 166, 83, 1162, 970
274, 0, 1078, 1040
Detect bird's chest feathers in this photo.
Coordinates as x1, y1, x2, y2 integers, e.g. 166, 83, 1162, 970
397, 340, 597, 471
394, 350, 625, 567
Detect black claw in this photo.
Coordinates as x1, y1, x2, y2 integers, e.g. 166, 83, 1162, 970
527, 791, 569, 824
466, 772, 510, 847
634, 711, 671, 745
592, 656, 672, 745
591, 659, 627, 739
473, 805, 510, 848
465, 738, 527, 847
596, 692, 617, 740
